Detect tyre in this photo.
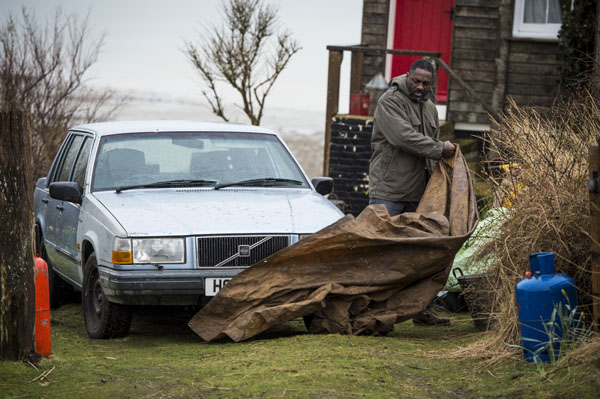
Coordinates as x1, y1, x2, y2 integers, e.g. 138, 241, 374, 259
82, 253, 132, 339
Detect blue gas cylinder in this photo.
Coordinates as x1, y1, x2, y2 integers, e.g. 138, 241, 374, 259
515, 252, 577, 362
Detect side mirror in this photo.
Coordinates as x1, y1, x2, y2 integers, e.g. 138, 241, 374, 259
311, 177, 334, 196
49, 182, 83, 204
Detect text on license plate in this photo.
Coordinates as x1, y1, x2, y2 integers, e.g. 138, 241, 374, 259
205, 277, 232, 296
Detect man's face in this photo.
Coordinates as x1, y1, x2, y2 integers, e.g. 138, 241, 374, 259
407, 68, 433, 103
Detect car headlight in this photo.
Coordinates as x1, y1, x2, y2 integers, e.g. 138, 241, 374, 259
112, 237, 185, 264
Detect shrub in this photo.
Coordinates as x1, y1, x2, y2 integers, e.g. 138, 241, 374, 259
477, 92, 598, 354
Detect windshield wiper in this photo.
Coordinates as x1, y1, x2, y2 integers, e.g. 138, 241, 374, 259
213, 178, 303, 190
116, 179, 216, 193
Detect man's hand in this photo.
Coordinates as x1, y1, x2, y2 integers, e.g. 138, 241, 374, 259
442, 141, 456, 158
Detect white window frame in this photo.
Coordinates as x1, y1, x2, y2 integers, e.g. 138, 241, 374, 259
512, 0, 562, 40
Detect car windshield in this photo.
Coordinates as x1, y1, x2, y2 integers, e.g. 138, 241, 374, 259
91, 131, 309, 192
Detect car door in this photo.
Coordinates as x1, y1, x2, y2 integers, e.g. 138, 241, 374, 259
38, 137, 70, 265
46, 133, 93, 285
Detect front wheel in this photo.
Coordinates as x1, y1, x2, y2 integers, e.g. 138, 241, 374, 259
82, 253, 132, 339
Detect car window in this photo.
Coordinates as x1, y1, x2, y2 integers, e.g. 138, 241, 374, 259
71, 137, 93, 187
91, 131, 309, 191
46, 134, 70, 184
54, 135, 84, 183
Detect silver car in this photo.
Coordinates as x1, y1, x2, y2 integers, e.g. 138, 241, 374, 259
34, 121, 344, 339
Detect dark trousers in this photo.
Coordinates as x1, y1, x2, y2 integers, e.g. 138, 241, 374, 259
369, 198, 418, 216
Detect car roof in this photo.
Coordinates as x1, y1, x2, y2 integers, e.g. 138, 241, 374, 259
70, 120, 279, 137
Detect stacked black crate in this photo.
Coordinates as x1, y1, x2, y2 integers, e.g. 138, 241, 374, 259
328, 116, 373, 216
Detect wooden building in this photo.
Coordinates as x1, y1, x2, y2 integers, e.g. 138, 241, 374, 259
358, 0, 565, 134
325, 0, 569, 215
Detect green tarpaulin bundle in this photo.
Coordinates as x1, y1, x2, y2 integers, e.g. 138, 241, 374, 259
445, 207, 504, 292
189, 148, 478, 342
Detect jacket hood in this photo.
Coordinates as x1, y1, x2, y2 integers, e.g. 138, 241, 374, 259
390, 73, 433, 104
390, 74, 410, 96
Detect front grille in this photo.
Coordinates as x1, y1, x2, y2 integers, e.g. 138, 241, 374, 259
197, 235, 290, 267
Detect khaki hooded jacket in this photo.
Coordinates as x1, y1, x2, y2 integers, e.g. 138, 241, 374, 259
368, 74, 444, 203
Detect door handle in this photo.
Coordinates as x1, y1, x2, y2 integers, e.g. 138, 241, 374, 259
42, 198, 49, 204
56, 205, 64, 211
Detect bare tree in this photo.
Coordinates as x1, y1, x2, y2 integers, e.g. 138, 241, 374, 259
595, 0, 600, 97
0, 110, 36, 362
185, 0, 300, 125
0, 7, 124, 178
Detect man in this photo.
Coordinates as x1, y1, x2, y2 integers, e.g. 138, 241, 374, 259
368, 59, 456, 326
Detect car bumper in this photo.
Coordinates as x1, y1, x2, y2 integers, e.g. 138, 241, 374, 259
98, 266, 244, 306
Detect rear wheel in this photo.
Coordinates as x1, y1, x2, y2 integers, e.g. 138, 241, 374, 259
82, 253, 132, 339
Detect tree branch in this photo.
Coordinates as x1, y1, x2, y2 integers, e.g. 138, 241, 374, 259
184, 0, 300, 125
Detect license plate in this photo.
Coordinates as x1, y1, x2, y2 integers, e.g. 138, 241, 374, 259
205, 277, 232, 296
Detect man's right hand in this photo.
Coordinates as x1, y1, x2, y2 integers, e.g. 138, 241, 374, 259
442, 141, 456, 158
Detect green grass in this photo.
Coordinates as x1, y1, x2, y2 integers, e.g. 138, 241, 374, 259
1, 304, 599, 398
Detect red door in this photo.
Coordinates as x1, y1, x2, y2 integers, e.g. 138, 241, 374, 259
391, 0, 454, 102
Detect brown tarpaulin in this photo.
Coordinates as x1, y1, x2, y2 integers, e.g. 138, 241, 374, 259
189, 148, 478, 342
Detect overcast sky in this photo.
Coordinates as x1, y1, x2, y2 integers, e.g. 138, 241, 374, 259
2, 0, 363, 113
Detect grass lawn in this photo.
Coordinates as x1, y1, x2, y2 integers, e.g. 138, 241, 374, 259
1, 303, 598, 398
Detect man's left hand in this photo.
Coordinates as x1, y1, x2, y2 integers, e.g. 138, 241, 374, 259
442, 141, 456, 158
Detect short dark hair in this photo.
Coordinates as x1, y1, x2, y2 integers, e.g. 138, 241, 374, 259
409, 59, 434, 75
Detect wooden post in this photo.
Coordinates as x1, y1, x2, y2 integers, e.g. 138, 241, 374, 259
492, 0, 511, 116
594, 0, 600, 98
350, 50, 364, 97
589, 146, 600, 331
424, 57, 438, 104
0, 109, 36, 361
323, 50, 343, 176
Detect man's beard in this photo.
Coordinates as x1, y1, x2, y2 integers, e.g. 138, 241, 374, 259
408, 89, 431, 104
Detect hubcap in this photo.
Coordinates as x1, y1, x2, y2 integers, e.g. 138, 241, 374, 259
92, 273, 103, 316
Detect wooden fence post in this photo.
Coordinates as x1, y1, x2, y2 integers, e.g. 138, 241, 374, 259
323, 50, 343, 177
589, 146, 600, 331
0, 109, 36, 361
425, 56, 438, 104
350, 50, 364, 97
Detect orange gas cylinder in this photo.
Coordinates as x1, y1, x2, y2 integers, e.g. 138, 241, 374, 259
34, 255, 51, 357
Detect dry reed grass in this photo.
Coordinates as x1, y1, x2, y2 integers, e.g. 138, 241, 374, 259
453, 92, 600, 363
556, 335, 600, 369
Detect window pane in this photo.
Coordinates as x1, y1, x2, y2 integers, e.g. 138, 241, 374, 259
72, 137, 92, 186
56, 135, 84, 182
524, 0, 546, 23
548, 0, 561, 23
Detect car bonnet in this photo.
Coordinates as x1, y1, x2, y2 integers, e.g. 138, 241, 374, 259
92, 188, 343, 237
